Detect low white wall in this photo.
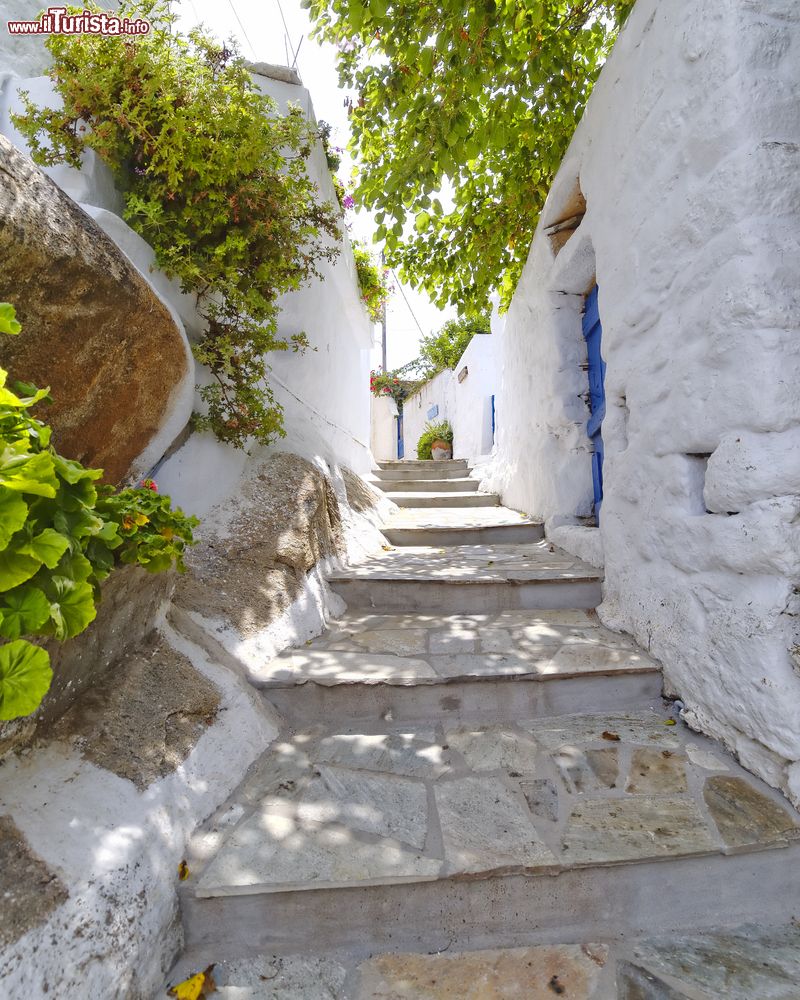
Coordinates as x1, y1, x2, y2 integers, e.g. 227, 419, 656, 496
371, 394, 399, 461
482, 0, 800, 805
402, 368, 455, 459
0, 51, 382, 993
452, 333, 498, 461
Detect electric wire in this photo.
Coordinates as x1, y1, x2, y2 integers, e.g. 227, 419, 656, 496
274, 0, 300, 66
391, 268, 427, 339
226, 0, 258, 59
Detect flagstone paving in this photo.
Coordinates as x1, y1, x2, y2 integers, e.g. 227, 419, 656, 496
382, 505, 537, 529
203, 926, 800, 999
174, 466, 800, 998
193, 708, 799, 897
254, 609, 659, 688
331, 541, 597, 581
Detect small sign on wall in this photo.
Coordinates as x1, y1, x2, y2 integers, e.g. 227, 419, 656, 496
457, 365, 469, 383
427, 404, 439, 419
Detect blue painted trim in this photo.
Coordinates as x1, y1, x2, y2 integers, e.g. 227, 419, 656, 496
582, 284, 606, 519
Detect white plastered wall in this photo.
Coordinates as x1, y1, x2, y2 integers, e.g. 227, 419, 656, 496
452, 332, 498, 462
371, 393, 399, 461
402, 368, 456, 459
482, 0, 800, 805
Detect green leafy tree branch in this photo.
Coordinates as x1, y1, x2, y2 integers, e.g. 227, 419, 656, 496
305, 0, 634, 315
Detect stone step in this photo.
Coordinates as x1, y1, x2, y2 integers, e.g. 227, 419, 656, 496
181, 708, 800, 958
328, 542, 603, 612
374, 465, 470, 481
378, 459, 468, 471
375, 477, 480, 493
169, 921, 800, 999
380, 504, 544, 547
255, 609, 662, 725
384, 491, 501, 508
382, 521, 544, 547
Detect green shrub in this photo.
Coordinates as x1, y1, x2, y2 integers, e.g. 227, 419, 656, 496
13, 1, 340, 449
351, 240, 391, 323
416, 420, 453, 460
0, 304, 197, 721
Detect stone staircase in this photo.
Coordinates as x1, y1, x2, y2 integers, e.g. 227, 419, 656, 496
169, 461, 800, 999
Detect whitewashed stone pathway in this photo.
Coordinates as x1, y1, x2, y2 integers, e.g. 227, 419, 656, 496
169, 460, 800, 998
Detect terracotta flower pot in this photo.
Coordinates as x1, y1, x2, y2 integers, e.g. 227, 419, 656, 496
431, 439, 453, 460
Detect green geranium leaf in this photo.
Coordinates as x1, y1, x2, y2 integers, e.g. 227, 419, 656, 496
52, 454, 103, 485
0, 639, 52, 720
0, 545, 42, 592
0, 585, 51, 639
0, 304, 21, 336
0, 448, 58, 497
53, 549, 94, 583
45, 578, 97, 640
0, 487, 29, 548
18, 528, 70, 569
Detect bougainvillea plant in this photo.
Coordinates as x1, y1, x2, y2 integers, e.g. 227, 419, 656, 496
352, 241, 391, 323
369, 367, 422, 408
13, 0, 341, 449
0, 304, 197, 721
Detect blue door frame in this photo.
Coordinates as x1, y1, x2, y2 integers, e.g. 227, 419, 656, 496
582, 285, 606, 519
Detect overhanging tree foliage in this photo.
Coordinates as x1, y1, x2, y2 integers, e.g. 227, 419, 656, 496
306, 0, 634, 314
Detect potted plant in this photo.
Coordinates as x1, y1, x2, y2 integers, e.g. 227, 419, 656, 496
417, 420, 454, 460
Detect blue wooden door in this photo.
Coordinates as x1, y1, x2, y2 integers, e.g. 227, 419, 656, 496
582, 285, 606, 518
396, 412, 404, 459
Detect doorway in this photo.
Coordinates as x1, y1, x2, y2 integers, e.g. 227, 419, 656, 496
582, 285, 606, 519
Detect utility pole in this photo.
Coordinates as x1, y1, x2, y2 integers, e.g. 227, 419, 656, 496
381, 250, 388, 372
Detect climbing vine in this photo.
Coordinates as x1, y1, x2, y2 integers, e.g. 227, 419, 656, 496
305, 0, 634, 315
0, 304, 197, 721
13, 0, 341, 449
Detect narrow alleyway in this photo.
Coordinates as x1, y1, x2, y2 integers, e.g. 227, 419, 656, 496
170, 461, 800, 998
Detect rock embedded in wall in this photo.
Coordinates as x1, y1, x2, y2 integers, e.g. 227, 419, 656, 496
175, 452, 345, 639
0, 134, 189, 484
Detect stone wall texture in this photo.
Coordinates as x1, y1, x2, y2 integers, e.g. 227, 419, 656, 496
482, 0, 800, 805
0, 564, 175, 759
0, 134, 189, 484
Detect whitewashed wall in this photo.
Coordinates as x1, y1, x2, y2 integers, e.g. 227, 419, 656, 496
482, 0, 800, 806
452, 333, 498, 461
371, 394, 399, 461
0, 48, 383, 993
402, 368, 456, 459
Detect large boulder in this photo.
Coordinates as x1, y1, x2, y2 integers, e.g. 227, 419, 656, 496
0, 134, 190, 484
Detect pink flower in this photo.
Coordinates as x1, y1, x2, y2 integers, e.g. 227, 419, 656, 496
141, 478, 158, 492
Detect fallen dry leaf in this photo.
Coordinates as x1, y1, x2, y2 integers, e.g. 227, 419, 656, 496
664, 719, 677, 726
178, 859, 190, 881
168, 964, 216, 999
601, 731, 621, 742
